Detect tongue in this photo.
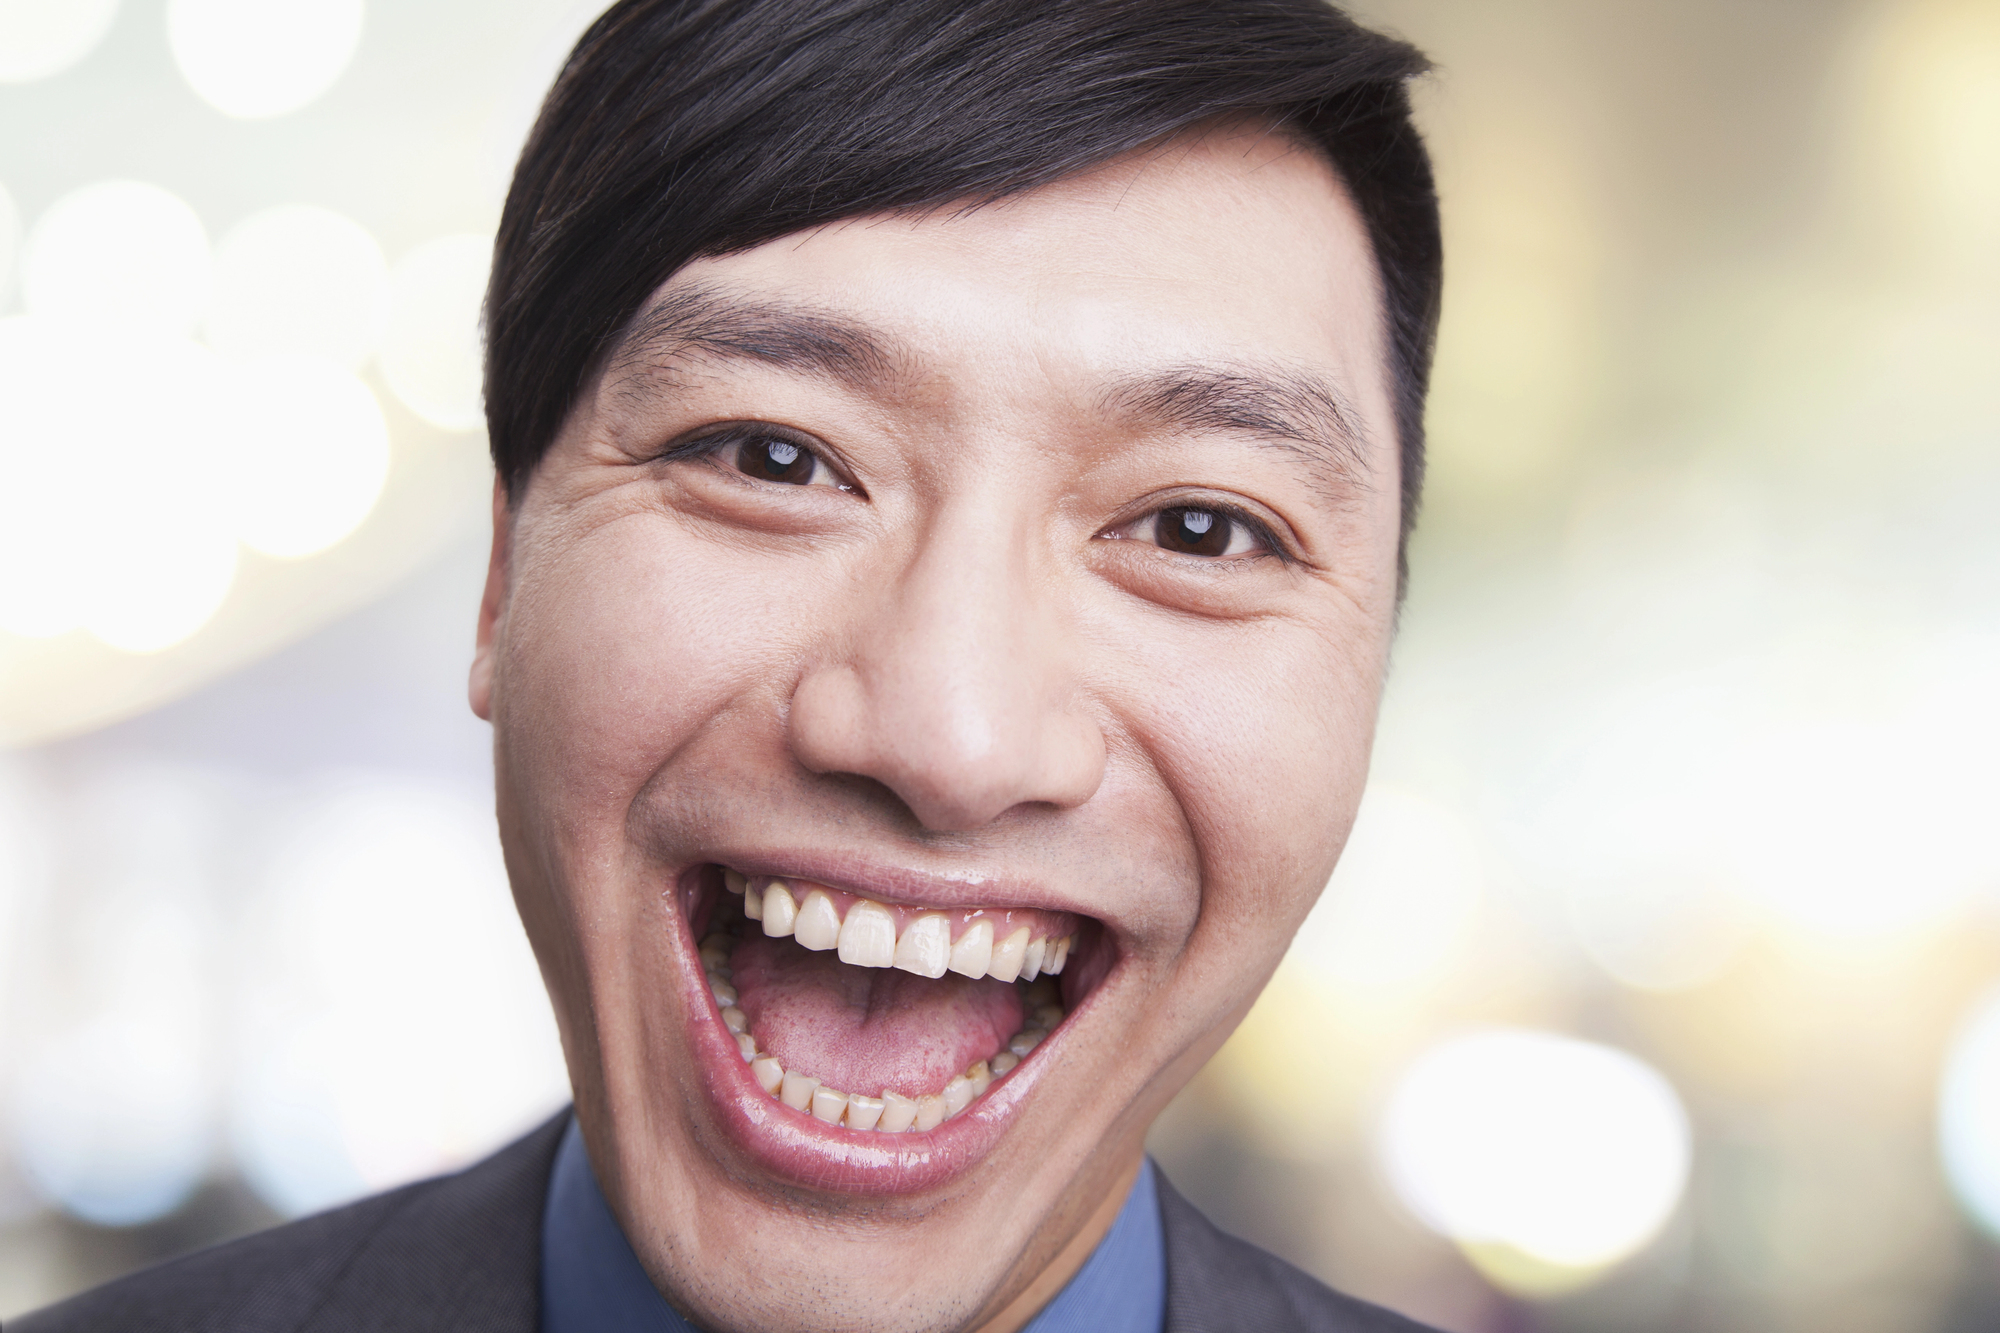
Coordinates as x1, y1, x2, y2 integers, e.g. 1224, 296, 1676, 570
730, 934, 1024, 1099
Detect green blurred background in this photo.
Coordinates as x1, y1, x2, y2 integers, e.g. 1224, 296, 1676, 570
1, 2, 1997, 1329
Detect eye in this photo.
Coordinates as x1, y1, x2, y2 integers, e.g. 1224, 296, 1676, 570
729, 430, 837, 486
1111, 505, 1271, 558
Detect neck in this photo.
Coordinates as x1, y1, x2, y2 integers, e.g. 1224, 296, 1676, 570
968, 1149, 1145, 1333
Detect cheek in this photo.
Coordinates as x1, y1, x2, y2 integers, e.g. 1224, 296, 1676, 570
494, 515, 771, 834
1132, 618, 1383, 933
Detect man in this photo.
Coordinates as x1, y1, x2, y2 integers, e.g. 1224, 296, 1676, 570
19, 0, 1443, 1328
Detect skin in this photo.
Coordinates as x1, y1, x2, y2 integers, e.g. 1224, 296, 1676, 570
471, 121, 1402, 1332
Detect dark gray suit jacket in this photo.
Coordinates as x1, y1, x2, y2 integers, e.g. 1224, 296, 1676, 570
12, 1115, 1439, 1332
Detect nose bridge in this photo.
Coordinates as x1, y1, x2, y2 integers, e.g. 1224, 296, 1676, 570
881, 510, 1039, 745
788, 501, 1104, 830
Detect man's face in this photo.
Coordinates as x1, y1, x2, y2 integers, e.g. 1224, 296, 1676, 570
473, 123, 1401, 1332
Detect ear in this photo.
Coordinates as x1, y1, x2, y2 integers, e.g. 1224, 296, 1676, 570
469, 475, 513, 722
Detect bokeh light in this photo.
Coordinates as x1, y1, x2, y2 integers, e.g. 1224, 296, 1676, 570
1840, 0, 2000, 269
1290, 785, 1485, 994
167, 0, 364, 120
1721, 717, 1999, 939
1940, 985, 2000, 1240
9, 780, 218, 1232
0, 318, 239, 650
206, 204, 389, 370
0, 0, 119, 84
22, 180, 211, 336
5, 2, 2000, 1327
11, 1014, 213, 1227
221, 355, 391, 559
1567, 871, 1749, 993
379, 233, 490, 433
230, 777, 566, 1217
1378, 1030, 1691, 1282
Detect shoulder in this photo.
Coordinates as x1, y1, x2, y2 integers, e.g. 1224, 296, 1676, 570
1155, 1171, 1443, 1333
9, 1113, 567, 1333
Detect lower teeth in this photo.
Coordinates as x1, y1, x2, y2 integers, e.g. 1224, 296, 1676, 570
701, 925, 1065, 1132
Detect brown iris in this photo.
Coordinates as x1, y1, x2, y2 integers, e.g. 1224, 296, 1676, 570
734, 434, 818, 484
1155, 507, 1233, 556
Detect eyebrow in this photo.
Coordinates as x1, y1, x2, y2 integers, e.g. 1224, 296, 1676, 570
1098, 366, 1373, 496
610, 285, 1373, 494
609, 282, 911, 396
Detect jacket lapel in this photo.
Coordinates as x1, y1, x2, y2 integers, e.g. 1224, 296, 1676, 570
299, 1112, 566, 1332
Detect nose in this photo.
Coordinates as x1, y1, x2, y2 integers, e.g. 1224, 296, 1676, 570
787, 518, 1106, 832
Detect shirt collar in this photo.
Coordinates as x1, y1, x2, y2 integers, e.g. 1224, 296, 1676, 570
541, 1115, 1165, 1333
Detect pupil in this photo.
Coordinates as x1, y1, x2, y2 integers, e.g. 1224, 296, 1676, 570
1159, 507, 1231, 556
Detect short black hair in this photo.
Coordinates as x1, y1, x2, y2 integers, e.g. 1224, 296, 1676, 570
487, 0, 1440, 559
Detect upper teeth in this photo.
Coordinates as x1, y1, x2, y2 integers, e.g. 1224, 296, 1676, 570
729, 874, 1073, 982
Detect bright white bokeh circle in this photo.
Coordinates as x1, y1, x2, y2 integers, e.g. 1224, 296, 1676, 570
0, 0, 119, 83
0, 317, 239, 650
1378, 1028, 1692, 1269
207, 204, 389, 369
231, 778, 568, 1216
1940, 984, 2000, 1239
1567, 872, 1749, 993
1291, 785, 1485, 992
220, 355, 390, 558
1721, 718, 1998, 937
379, 234, 490, 433
11, 899, 216, 1226
11, 1013, 213, 1225
23, 180, 211, 336
167, 0, 363, 119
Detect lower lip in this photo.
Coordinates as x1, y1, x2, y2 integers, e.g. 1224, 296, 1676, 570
678, 890, 1056, 1194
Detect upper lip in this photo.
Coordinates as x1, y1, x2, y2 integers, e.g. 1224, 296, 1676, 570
700, 846, 1102, 921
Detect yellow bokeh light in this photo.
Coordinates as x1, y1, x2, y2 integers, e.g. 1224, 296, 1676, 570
379, 233, 491, 433
1377, 1029, 1691, 1278
1839, 0, 2000, 268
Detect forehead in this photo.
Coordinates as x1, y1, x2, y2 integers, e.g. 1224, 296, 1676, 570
607, 124, 1394, 455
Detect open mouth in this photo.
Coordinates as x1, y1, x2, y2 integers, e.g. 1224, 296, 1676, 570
683, 864, 1097, 1143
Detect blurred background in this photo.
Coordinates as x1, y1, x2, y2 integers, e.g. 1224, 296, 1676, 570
0, 0, 1995, 1328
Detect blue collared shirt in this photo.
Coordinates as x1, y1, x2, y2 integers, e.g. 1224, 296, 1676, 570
541, 1116, 1166, 1333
